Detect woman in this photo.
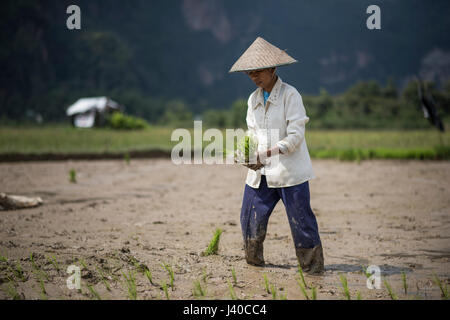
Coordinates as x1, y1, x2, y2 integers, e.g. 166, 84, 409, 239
229, 37, 324, 275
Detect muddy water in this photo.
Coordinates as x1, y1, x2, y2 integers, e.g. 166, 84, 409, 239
0, 159, 449, 300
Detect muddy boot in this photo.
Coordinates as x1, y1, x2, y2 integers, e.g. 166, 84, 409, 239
295, 244, 324, 275
244, 239, 265, 266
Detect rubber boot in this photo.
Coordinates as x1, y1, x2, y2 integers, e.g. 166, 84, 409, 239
295, 244, 324, 275
244, 239, 265, 266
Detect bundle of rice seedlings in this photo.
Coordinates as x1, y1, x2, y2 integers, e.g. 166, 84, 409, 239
234, 132, 258, 164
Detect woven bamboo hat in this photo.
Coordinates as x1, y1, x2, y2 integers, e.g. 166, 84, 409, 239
229, 37, 297, 73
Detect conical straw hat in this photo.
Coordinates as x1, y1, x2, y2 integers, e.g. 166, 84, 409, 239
229, 37, 297, 73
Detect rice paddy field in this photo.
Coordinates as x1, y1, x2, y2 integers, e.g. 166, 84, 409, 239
0, 126, 449, 300
0, 158, 449, 300
1, 125, 449, 161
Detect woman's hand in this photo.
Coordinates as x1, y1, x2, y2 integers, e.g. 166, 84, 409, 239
243, 146, 283, 171
244, 153, 264, 171
234, 150, 264, 171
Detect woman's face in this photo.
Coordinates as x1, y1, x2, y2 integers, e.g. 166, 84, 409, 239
245, 68, 276, 89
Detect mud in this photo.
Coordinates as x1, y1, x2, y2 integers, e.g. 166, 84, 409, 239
0, 159, 449, 300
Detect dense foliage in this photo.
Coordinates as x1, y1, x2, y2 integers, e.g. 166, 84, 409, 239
0, 0, 449, 129
203, 80, 450, 130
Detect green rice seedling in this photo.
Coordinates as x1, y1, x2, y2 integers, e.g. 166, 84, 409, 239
122, 271, 137, 300
297, 264, 308, 288
296, 278, 310, 300
124, 153, 130, 165
131, 257, 148, 275
311, 287, 317, 300
279, 290, 288, 300
30, 252, 37, 270
5, 261, 24, 282
161, 280, 170, 300
101, 278, 110, 292
13, 261, 26, 282
0, 253, 7, 263
193, 280, 206, 299
263, 274, 270, 294
401, 272, 408, 295
432, 273, 449, 300
144, 269, 155, 286
202, 228, 223, 256
228, 280, 238, 300
2, 282, 21, 300
231, 267, 237, 285
69, 169, 77, 183
234, 133, 258, 164
78, 258, 88, 270
356, 291, 362, 300
361, 265, 371, 278
202, 267, 209, 283
47, 255, 60, 273
244, 136, 250, 164
38, 276, 47, 300
161, 262, 174, 289
30, 253, 48, 281
270, 284, 277, 300
339, 274, 351, 300
87, 284, 101, 300
383, 278, 397, 300
96, 267, 111, 291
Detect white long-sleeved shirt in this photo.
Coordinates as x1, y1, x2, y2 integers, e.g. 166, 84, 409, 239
245, 76, 316, 188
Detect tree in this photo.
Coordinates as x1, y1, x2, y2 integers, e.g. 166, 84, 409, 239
230, 99, 247, 129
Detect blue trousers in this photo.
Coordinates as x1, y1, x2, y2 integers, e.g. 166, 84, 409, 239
240, 175, 322, 249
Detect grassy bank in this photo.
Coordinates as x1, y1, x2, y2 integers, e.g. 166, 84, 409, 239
0, 126, 449, 160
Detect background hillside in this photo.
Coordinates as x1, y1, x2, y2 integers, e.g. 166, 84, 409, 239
1, 0, 449, 126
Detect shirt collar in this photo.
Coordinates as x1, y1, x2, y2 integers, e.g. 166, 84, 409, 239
253, 76, 283, 109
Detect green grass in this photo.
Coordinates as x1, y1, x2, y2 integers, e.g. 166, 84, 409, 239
0, 126, 174, 154
202, 228, 223, 256
1, 126, 449, 160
